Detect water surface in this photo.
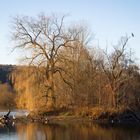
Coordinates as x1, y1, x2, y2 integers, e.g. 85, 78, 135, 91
0, 109, 29, 117
0, 122, 140, 140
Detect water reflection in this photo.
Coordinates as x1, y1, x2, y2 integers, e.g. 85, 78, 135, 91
0, 123, 140, 140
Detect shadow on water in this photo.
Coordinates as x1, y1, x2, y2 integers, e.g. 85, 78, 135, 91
0, 122, 140, 140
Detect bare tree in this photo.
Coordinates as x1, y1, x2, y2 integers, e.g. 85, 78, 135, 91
101, 35, 134, 108
11, 14, 88, 110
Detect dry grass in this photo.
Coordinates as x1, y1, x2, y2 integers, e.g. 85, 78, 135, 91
72, 106, 128, 120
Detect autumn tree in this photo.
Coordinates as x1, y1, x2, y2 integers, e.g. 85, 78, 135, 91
11, 14, 88, 110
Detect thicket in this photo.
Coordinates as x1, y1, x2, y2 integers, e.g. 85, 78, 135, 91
10, 37, 140, 114
9, 14, 140, 114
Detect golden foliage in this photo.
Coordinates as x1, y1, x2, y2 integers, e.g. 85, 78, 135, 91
12, 67, 47, 112
0, 83, 15, 108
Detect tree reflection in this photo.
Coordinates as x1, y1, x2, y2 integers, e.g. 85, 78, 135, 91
14, 123, 140, 140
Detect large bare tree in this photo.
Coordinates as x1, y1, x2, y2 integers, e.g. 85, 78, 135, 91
11, 14, 87, 110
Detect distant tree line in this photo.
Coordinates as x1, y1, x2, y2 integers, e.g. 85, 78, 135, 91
0, 65, 15, 84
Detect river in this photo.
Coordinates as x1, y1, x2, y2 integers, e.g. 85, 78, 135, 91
0, 110, 140, 140
0, 122, 140, 140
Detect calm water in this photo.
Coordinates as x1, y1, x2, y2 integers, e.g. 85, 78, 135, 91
0, 109, 29, 117
0, 122, 140, 140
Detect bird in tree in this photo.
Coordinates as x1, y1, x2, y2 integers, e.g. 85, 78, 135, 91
132, 33, 134, 37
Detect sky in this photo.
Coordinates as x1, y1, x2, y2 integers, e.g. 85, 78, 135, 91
0, 0, 140, 64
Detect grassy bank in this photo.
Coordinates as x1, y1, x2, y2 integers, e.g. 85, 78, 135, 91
27, 107, 140, 125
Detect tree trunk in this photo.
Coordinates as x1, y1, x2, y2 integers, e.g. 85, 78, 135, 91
46, 69, 55, 111
112, 90, 118, 109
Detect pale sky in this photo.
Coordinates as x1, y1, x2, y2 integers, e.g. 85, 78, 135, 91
0, 0, 140, 64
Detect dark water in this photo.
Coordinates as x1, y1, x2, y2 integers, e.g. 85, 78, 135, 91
0, 123, 140, 140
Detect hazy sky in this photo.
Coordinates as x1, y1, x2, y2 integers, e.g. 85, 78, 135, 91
0, 0, 140, 64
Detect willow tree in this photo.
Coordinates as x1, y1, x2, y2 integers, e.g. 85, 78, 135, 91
11, 14, 87, 110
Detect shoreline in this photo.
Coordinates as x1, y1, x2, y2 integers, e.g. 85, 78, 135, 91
1, 114, 140, 126
26, 109, 140, 125
1, 108, 140, 126
13, 115, 140, 126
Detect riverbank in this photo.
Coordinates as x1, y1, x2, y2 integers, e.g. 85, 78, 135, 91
26, 107, 140, 125
1, 107, 139, 125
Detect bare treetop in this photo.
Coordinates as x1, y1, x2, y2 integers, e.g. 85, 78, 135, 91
12, 14, 86, 66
